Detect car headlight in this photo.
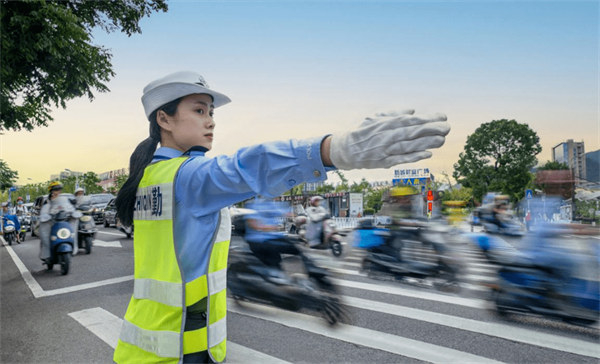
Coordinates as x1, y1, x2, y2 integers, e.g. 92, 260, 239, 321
57, 228, 71, 240
81, 216, 92, 222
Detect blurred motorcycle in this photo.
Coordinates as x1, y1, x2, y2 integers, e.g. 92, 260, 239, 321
471, 228, 599, 326
227, 239, 345, 325
293, 214, 344, 257
356, 219, 460, 292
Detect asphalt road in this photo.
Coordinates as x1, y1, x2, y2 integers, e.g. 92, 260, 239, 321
1, 225, 599, 363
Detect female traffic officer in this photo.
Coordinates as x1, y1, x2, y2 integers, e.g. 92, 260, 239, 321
113, 71, 450, 364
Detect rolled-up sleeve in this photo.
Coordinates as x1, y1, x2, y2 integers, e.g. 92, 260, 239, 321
176, 136, 332, 216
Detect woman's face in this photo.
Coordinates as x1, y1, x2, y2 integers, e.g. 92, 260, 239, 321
166, 94, 215, 151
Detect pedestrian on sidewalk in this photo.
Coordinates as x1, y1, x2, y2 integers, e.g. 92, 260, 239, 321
113, 70, 450, 363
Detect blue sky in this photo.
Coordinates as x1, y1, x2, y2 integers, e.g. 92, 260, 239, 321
3, 0, 598, 185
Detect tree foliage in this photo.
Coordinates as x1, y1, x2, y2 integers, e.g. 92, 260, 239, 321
0, 159, 18, 191
453, 119, 541, 202
115, 174, 129, 192
537, 160, 569, 170
1, 0, 168, 131
81, 172, 103, 194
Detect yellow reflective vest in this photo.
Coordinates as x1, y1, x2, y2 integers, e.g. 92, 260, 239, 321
114, 157, 230, 363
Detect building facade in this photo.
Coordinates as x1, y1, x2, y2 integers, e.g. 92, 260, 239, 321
552, 139, 586, 181
585, 150, 599, 184
98, 168, 128, 192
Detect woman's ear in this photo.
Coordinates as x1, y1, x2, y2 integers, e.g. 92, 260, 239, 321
156, 110, 174, 131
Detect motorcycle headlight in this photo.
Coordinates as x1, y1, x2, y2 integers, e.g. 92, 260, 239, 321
81, 216, 92, 222
57, 228, 71, 240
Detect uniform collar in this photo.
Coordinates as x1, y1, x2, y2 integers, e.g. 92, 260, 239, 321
152, 147, 184, 162
152, 146, 207, 162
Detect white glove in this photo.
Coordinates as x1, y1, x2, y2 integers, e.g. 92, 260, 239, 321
329, 110, 450, 170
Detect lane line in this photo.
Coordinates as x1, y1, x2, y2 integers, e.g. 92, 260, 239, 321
93, 239, 122, 248
68, 307, 291, 364
332, 277, 488, 309
2, 240, 46, 298
228, 300, 502, 364
331, 267, 489, 293
43, 275, 134, 297
344, 296, 600, 358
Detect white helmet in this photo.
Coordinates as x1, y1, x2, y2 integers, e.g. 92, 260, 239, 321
310, 196, 324, 206
74, 187, 85, 195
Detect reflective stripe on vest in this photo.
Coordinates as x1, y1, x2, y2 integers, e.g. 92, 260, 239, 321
113, 157, 232, 363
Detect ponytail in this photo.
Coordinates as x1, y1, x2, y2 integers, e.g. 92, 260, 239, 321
116, 97, 182, 226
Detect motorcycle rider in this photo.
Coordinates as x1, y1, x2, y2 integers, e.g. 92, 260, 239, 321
74, 187, 89, 209
245, 199, 304, 273
15, 197, 27, 216
39, 182, 78, 261
305, 195, 328, 247
1, 202, 21, 243
490, 195, 510, 229
371, 186, 421, 259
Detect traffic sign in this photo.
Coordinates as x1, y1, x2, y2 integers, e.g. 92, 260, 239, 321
525, 189, 533, 199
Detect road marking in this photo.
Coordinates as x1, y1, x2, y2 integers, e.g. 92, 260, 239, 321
93, 239, 122, 248
2, 242, 46, 298
43, 275, 133, 297
96, 230, 129, 237
344, 296, 600, 358
69, 307, 291, 364
332, 277, 488, 309
229, 300, 502, 364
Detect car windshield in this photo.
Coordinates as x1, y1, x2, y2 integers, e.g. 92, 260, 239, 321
90, 194, 113, 205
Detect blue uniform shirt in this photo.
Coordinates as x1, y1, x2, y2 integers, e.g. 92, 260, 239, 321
151, 136, 332, 284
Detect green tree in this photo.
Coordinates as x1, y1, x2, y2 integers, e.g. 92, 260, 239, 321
81, 172, 103, 194
537, 160, 569, 170
334, 171, 349, 192
115, 174, 129, 192
364, 188, 384, 213
453, 119, 541, 203
1, 0, 168, 131
350, 178, 371, 193
0, 159, 18, 191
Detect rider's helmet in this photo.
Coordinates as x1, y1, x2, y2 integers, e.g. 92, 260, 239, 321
16, 196, 23, 204
74, 187, 85, 196
310, 196, 324, 207
48, 181, 63, 192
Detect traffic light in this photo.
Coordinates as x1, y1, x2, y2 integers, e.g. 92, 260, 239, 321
426, 190, 434, 201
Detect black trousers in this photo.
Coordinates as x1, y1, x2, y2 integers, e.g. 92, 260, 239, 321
247, 238, 303, 268
183, 299, 218, 363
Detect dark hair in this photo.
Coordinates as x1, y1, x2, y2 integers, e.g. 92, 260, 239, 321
116, 98, 183, 226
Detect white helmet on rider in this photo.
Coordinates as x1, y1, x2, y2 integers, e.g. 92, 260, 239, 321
74, 187, 85, 196
310, 196, 324, 207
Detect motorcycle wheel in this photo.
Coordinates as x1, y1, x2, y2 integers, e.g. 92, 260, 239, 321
84, 236, 92, 254
6, 234, 12, 246
104, 220, 109, 228
331, 241, 343, 257
59, 253, 70, 275
491, 288, 509, 317
19, 231, 25, 242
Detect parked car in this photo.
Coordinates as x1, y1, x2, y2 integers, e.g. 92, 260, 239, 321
103, 198, 118, 227
102, 198, 134, 238
88, 193, 114, 224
